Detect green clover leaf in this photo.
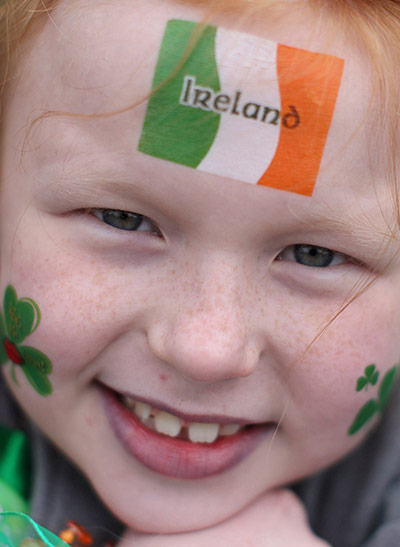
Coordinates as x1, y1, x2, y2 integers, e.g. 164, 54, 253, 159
4, 285, 41, 344
0, 285, 52, 396
349, 364, 398, 436
378, 367, 398, 410
356, 364, 380, 392
366, 364, 379, 386
348, 399, 379, 435
356, 377, 367, 391
18, 346, 53, 396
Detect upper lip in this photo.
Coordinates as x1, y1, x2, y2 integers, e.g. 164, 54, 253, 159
99, 382, 269, 426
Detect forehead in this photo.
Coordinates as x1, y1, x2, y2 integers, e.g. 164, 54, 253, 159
8, 0, 390, 213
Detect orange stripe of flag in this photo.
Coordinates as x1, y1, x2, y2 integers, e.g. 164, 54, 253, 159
257, 44, 344, 196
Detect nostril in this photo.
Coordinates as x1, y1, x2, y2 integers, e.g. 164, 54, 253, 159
147, 319, 259, 383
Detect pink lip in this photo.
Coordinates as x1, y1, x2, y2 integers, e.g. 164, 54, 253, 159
99, 386, 272, 480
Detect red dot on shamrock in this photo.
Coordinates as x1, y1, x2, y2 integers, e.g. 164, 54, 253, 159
3, 337, 24, 365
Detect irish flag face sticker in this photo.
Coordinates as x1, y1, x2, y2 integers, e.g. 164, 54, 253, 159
138, 20, 344, 196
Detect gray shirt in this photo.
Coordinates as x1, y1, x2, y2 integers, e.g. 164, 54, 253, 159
1, 374, 400, 546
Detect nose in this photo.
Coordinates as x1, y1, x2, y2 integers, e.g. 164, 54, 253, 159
148, 258, 260, 383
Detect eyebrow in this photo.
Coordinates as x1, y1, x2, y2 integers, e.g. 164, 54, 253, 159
39, 177, 149, 207
35, 159, 163, 211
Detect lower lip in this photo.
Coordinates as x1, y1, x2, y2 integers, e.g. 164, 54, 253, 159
100, 387, 271, 480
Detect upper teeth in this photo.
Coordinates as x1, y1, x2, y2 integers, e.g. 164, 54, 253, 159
135, 401, 151, 420
122, 397, 243, 443
155, 411, 183, 437
188, 422, 219, 443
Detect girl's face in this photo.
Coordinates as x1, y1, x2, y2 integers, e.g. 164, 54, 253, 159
1, 0, 400, 534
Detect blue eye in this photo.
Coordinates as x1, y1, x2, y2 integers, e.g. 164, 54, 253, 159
93, 209, 158, 233
278, 244, 346, 267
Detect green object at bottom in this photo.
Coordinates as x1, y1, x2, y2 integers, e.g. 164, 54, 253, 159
0, 424, 32, 510
0, 424, 64, 544
0, 479, 29, 515
0, 512, 67, 546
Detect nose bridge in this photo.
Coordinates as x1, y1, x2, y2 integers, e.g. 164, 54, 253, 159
149, 254, 260, 382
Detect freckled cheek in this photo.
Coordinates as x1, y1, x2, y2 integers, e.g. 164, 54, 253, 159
287, 316, 400, 434
26, 292, 122, 378
5, 254, 153, 383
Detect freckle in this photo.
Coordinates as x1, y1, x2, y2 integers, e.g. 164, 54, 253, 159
159, 374, 168, 382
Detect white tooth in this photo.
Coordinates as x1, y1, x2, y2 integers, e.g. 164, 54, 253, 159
188, 423, 219, 443
134, 401, 151, 420
154, 411, 183, 437
219, 424, 241, 436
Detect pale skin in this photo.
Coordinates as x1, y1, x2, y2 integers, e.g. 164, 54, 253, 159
1, 0, 400, 545
121, 490, 330, 546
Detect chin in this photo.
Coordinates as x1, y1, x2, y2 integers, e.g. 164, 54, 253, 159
92, 479, 241, 534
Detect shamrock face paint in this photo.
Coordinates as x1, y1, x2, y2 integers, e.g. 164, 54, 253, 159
348, 364, 398, 435
138, 19, 344, 196
0, 285, 52, 396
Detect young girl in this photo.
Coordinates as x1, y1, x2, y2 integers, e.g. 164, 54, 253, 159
1, 0, 400, 545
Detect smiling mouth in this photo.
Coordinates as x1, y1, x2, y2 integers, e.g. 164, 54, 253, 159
99, 384, 274, 479
120, 395, 245, 443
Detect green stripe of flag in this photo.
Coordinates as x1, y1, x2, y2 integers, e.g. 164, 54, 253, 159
138, 19, 220, 168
